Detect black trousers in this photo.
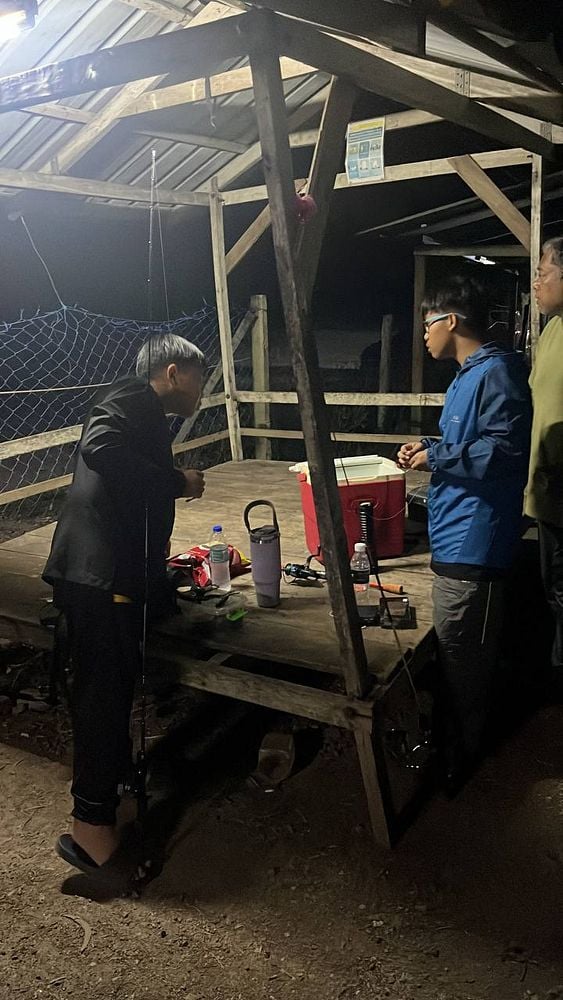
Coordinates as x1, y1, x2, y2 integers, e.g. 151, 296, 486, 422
57, 583, 142, 826
538, 521, 563, 679
432, 575, 505, 761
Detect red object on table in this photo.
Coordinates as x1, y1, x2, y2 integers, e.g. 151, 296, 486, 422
296, 470, 405, 562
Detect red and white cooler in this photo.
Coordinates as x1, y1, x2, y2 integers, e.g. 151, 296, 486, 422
290, 455, 406, 562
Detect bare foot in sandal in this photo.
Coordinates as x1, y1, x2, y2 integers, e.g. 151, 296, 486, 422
72, 820, 119, 867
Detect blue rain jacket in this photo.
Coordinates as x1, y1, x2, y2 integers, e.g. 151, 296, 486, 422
422, 343, 532, 571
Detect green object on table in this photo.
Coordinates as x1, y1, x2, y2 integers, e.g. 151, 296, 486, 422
226, 608, 247, 623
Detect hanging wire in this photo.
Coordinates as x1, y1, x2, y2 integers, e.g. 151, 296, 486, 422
136, 148, 158, 826
153, 158, 171, 324
147, 149, 157, 322
15, 214, 66, 310
332, 435, 421, 712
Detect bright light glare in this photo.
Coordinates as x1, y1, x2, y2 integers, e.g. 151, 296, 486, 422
0, 9, 26, 41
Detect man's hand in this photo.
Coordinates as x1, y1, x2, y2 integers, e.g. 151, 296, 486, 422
181, 468, 205, 500
409, 449, 430, 472
397, 441, 424, 470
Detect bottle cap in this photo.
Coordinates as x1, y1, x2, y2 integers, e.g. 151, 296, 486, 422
354, 542, 367, 552
212, 525, 222, 533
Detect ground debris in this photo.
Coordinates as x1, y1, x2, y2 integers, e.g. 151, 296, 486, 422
62, 913, 93, 953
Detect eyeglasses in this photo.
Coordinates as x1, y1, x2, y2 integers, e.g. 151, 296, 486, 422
423, 312, 467, 331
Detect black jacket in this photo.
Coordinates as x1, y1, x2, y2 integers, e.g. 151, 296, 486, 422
43, 378, 185, 602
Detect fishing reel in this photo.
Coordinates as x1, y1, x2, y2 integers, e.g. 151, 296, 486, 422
283, 556, 326, 584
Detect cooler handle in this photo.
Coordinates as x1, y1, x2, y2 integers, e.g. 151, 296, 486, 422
243, 500, 279, 533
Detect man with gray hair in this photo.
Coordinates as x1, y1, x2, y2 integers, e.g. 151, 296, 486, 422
44, 333, 206, 876
526, 237, 563, 699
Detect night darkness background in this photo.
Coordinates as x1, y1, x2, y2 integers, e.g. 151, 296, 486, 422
0, 87, 554, 395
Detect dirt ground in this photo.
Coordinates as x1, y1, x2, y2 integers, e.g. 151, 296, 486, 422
2, 691, 563, 1000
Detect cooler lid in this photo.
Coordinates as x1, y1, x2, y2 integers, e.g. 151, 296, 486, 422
289, 454, 405, 485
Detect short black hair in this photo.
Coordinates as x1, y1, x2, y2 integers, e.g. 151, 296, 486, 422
422, 276, 489, 337
136, 334, 205, 378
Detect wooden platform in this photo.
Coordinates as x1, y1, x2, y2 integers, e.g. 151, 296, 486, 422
160, 461, 434, 684
0, 460, 435, 847
0, 461, 433, 681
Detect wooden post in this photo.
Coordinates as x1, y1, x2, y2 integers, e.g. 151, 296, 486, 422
411, 253, 426, 436
209, 178, 244, 462
174, 307, 256, 446
251, 294, 272, 460
294, 75, 358, 309
378, 314, 393, 434
245, 13, 369, 700
530, 154, 544, 360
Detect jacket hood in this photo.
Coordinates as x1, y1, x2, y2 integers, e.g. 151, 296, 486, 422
459, 342, 523, 374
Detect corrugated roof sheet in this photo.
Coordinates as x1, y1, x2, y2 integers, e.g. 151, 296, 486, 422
0, 0, 328, 209
0, 1, 551, 212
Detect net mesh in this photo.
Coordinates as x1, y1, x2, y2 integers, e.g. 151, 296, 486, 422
0, 303, 250, 534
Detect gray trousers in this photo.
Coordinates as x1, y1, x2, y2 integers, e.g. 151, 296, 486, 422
538, 521, 563, 678
432, 575, 505, 761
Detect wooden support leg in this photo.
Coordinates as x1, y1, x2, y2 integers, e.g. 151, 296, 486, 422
246, 10, 370, 700
354, 727, 392, 849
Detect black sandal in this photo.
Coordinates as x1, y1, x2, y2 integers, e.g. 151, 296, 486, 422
56, 834, 122, 881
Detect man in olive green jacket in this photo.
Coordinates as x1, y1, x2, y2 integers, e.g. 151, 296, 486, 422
526, 237, 563, 696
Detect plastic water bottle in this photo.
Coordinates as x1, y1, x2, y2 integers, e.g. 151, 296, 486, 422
350, 542, 370, 609
209, 525, 231, 592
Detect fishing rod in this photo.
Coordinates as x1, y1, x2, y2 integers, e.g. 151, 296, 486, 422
135, 149, 158, 824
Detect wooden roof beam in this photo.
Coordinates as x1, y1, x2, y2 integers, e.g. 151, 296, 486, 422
0, 13, 249, 113
225, 109, 443, 274
222, 148, 533, 205
240, 0, 424, 56
117, 0, 200, 24
132, 127, 247, 153
268, 15, 558, 161
0, 165, 210, 206
39, 2, 239, 177
448, 153, 531, 250
250, 0, 563, 92
424, 10, 562, 94
116, 57, 315, 118
368, 44, 563, 126
270, 18, 555, 159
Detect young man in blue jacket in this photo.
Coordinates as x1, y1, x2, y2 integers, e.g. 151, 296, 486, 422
398, 276, 532, 791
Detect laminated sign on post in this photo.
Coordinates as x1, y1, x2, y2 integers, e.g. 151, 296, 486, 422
345, 117, 385, 184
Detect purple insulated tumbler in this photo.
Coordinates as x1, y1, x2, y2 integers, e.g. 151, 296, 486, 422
243, 500, 281, 608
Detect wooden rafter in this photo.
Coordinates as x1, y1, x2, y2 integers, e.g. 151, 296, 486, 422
448, 154, 532, 251
0, 165, 209, 206
221, 148, 532, 206
241, 0, 424, 55
4, 4, 240, 181
425, 9, 561, 94
115, 57, 314, 119
133, 127, 247, 154
196, 83, 332, 196
0, 16, 247, 114
368, 43, 563, 126
294, 77, 358, 309
274, 17, 557, 160
117, 0, 196, 24
224, 109, 440, 273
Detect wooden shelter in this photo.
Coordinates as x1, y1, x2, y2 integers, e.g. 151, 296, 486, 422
0, 0, 561, 846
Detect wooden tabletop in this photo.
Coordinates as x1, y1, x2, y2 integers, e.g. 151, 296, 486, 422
158, 461, 434, 683
0, 460, 434, 681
